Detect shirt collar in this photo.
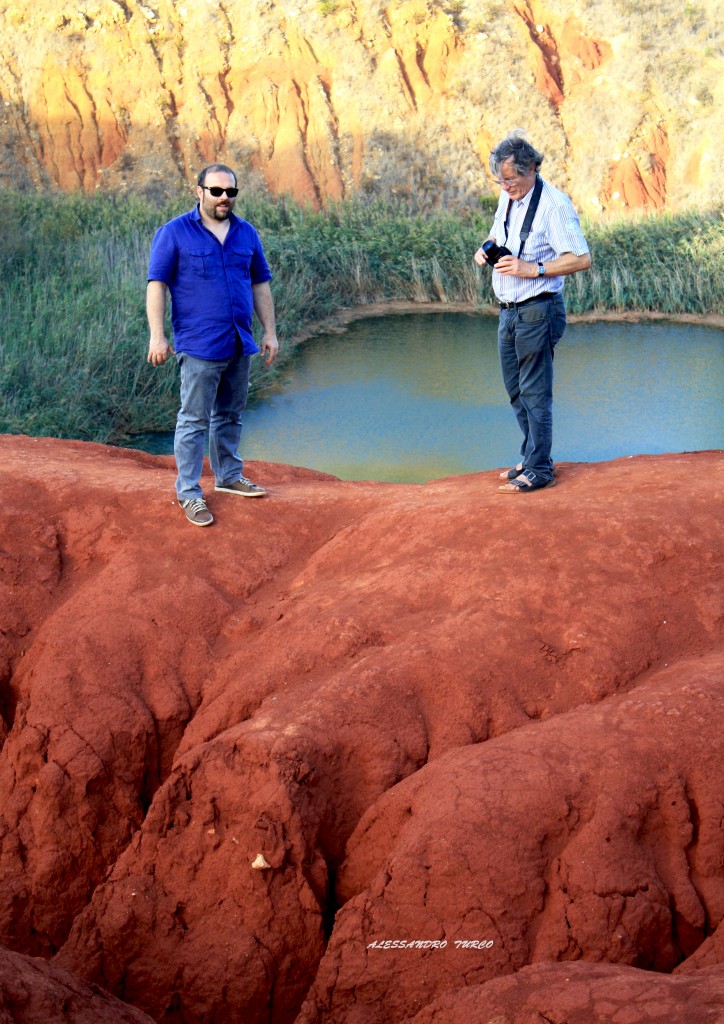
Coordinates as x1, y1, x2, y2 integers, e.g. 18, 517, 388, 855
515, 186, 535, 210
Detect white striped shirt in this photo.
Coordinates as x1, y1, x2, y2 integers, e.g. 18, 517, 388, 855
489, 177, 589, 303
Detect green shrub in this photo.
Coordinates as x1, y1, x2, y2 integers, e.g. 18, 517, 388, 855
0, 190, 720, 443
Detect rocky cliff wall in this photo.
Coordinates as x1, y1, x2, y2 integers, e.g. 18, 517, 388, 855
0, 0, 721, 212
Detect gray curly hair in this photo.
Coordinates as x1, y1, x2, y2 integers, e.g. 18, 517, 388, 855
489, 130, 544, 178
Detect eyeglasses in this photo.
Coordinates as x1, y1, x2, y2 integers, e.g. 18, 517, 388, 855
493, 177, 519, 188
201, 186, 239, 197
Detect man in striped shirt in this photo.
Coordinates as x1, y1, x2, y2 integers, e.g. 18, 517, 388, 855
474, 131, 591, 493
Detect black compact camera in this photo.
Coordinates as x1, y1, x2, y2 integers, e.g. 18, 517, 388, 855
482, 240, 511, 266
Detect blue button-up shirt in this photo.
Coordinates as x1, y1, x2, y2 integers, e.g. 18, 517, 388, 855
148, 207, 273, 360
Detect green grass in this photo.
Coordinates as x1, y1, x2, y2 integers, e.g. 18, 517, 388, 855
0, 190, 721, 444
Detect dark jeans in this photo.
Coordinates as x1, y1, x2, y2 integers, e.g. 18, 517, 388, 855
174, 346, 251, 502
498, 293, 567, 481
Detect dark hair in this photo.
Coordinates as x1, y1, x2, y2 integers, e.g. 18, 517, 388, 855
197, 164, 237, 187
489, 130, 544, 178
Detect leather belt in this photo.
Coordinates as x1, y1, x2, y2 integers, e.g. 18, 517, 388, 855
499, 291, 556, 310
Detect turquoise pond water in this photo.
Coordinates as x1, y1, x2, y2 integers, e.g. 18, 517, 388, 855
134, 314, 724, 484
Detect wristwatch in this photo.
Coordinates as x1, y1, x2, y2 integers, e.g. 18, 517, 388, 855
537, 262, 546, 276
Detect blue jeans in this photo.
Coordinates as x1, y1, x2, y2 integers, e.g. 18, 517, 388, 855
174, 345, 251, 502
498, 294, 566, 482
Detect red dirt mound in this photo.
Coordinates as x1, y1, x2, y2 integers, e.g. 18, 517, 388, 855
0, 436, 721, 1023
403, 960, 724, 1024
0, 944, 154, 1023
298, 652, 723, 1022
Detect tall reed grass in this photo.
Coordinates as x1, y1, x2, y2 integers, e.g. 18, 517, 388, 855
1, 190, 721, 443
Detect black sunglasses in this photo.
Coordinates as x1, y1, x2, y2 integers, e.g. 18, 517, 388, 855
202, 186, 239, 197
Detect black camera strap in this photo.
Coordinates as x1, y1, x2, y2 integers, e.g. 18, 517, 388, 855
503, 174, 543, 258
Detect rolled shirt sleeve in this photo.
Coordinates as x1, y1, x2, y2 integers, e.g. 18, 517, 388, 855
544, 197, 589, 258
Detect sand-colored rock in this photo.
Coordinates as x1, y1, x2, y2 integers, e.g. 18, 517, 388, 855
0, 0, 721, 211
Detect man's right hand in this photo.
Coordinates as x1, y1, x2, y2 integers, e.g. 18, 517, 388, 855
147, 335, 175, 366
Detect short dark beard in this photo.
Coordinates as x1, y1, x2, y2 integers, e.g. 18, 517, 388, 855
200, 193, 233, 222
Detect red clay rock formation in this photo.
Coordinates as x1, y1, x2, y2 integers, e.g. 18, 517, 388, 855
0, 944, 154, 1023
604, 125, 671, 211
0, 436, 722, 1022
513, 1, 565, 108
561, 17, 612, 71
402, 961, 724, 1024
676, 919, 724, 974
299, 652, 723, 1022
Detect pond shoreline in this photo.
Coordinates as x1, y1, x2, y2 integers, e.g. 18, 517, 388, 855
289, 301, 724, 349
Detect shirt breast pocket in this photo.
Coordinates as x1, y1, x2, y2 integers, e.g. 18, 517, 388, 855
188, 249, 214, 278
227, 247, 254, 276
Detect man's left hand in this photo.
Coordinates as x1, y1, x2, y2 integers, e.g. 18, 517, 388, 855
260, 334, 279, 365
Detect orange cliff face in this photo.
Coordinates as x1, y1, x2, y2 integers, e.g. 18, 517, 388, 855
0, 0, 721, 213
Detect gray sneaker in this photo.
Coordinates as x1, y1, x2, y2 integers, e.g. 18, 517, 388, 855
180, 497, 214, 526
215, 475, 266, 498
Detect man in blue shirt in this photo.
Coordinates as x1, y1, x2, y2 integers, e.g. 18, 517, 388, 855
474, 131, 590, 493
147, 164, 279, 526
